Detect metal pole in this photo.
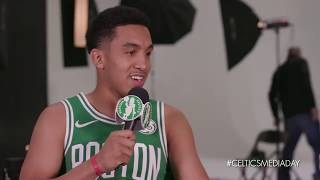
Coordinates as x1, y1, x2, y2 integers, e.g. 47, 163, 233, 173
275, 27, 281, 160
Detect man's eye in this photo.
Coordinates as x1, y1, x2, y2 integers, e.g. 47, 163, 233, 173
146, 51, 152, 57
127, 50, 136, 56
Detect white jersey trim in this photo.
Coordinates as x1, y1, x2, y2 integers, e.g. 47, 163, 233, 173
61, 101, 69, 151
157, 101, 168, 159
161, 102, 168, 158
64, 100, 74, 155
77, 93, 119, 125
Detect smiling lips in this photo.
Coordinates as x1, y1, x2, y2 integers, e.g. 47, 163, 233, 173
131, 75, 143, 80
130, 73, 146, 87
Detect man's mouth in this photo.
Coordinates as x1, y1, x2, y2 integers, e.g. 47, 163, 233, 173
130, 75, 144, 81
129, 74, 146, 87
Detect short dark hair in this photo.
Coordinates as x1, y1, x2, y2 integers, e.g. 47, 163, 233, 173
85, 6, 150, 53
288, 46, 301, 57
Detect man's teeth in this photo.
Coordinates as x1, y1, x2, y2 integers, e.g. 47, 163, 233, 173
131, 76, 143, 80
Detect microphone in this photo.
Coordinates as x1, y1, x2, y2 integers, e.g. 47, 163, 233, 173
115, 87, 151, 131
257, 18, 291, 29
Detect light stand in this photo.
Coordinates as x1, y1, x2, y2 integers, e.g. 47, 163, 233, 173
257, 19, 289, 180
275, 27, 281, 161
258, 18, 291, 160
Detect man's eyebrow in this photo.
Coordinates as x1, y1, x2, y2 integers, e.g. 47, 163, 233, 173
122, 43, 139, 49
122, 43, 154, 51
146, 44, 154, 51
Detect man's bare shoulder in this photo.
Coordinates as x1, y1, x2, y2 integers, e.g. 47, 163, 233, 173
20, 102, 67, 179
40, 102, 65, 119
163, 103, 191, 134
164, 104, 186, 122
35, 102, 66, 132
27, 102, 66, 151
44, 102, 65, 113
162, 103, 209, 179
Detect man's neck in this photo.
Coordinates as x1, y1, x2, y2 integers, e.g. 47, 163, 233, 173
86, 87, 121, 119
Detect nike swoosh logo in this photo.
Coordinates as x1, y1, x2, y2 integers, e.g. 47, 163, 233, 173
75, 120, 98, 128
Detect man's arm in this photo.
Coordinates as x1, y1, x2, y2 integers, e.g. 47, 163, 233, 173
20, 103, 135, 180
165, 104, 209, 180
268, 69, 280, 125
301, 60, 318, 120
20, 103, 67, 179
20, 103, 99, 180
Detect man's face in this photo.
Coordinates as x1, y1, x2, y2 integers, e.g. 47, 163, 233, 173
100, 24, 153, 97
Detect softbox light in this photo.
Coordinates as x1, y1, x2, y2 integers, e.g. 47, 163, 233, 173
220, 0, 261, 70
121, 0, 196, 44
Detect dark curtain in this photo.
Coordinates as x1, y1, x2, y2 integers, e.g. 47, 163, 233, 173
0, 0, 47, 178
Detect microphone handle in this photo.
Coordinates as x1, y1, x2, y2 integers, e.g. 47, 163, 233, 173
123, 119, 138, 130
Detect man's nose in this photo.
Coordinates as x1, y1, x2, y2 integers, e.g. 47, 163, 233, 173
134, 55, 149, 70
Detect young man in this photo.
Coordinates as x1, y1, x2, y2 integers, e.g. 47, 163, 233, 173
20, 6, 208, 180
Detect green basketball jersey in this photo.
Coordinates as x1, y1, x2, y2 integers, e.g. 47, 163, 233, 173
61, 92, 168, 180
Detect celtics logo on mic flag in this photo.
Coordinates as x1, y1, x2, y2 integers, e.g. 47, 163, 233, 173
141, 102, 151, 129
116, 95, 143, 121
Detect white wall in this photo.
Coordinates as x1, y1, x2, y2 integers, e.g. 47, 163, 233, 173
47, 0, 320, 178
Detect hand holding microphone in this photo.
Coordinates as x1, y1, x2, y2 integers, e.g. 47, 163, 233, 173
94, 130, 135, 173
92, 87, 152, 174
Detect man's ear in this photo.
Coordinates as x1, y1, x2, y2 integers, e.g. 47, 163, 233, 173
90, 49, 105, 69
